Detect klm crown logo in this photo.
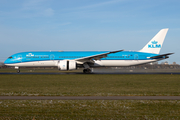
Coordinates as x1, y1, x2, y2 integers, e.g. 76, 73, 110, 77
151, 40, 158, 44
26, 53, 34, 57
148, 40, 161, 48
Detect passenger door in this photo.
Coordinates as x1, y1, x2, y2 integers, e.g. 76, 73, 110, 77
50, 54, 55, 60
18, 55, 22, 62
134, 54, 138, 60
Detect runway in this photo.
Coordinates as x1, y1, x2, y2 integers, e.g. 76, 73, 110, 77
1, 96, 180, 100
0, 72, 180, 75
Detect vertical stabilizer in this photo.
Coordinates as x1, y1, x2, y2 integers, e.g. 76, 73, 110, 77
139, 28, 169, 54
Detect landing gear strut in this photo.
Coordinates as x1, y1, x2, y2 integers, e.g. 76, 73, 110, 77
83, 68, 91, 74
83, 63, 92, 74
15, 66, 20, 73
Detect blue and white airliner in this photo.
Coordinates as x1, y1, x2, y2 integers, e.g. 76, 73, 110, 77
4, 28, 173, 73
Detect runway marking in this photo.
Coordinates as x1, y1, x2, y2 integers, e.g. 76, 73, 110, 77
1, 96, 180, 100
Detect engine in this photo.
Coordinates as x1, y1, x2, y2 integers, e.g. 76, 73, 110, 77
58, 60, 77, 71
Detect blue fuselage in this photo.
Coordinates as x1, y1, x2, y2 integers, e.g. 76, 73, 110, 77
4, 51, 158, 65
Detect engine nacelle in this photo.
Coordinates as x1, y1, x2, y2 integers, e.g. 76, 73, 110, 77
58, 60, 77, 71
69, 60, 77, 70
58, 60, 67, 71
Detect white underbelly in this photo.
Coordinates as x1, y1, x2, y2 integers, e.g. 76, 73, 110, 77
5, 60, 58, 67
93, 60, 157, 67
6, 60, 158, 68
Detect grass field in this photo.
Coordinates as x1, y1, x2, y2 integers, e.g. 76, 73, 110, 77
1, 74, 180, 119
0, 100, 180, 119
0, 74, 180, 96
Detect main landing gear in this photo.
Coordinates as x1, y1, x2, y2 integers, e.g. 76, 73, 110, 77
83, 68, 92, 74
83, 63, 92, 74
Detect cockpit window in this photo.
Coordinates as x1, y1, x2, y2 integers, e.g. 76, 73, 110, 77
8, 56, 13, 59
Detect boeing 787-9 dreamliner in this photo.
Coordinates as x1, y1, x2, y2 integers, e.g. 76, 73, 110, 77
4, 28, 173, 73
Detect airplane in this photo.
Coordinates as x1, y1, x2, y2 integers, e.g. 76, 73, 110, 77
4, 28, 173, 73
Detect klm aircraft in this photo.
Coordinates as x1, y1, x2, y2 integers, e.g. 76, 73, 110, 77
4, 29, 173, 73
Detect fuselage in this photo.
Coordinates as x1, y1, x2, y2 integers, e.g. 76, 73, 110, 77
4, 51, 162, 68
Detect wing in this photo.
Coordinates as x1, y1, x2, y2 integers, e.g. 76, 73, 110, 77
149, 53, 174, 59
75, 50, 124, 63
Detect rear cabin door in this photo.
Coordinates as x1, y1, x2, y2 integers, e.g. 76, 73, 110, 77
134, 54, 138, 60
50, 54, 55, 60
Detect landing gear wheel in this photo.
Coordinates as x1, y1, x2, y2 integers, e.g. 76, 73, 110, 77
83, 68, 91, 74
17, 70, 20, 73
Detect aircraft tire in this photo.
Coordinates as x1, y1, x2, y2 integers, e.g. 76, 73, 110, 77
83, 69, 91, 74
17, 70, 20, 73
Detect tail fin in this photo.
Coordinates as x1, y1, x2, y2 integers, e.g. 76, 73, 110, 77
139, 28, 169, 54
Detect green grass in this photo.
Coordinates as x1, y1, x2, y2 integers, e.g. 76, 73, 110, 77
0, 100, 180, 119
1, 74, 180, 119
0, 74, 180, 96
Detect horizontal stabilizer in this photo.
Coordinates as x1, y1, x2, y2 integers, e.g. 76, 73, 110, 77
149, 53, 174, 59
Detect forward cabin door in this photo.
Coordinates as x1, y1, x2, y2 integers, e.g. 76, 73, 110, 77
18, 55, 22, 62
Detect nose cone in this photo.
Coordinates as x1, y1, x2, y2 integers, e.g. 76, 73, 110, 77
4, 60, 8, 64
4, 59, 10, 65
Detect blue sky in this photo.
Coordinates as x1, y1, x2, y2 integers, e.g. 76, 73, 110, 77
0, 0, 180, 64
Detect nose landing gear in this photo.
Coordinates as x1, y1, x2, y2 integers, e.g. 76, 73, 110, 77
17, 69, 20, 73
15, 66, 20, 73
